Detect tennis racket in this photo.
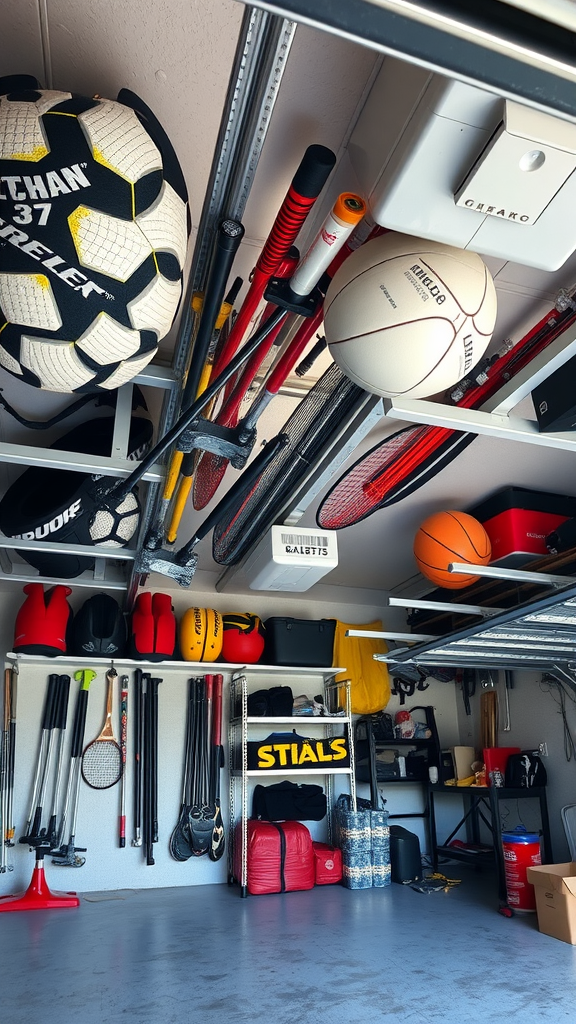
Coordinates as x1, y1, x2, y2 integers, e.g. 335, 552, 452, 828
82, 668, 122, 790
317, 295, 576, 529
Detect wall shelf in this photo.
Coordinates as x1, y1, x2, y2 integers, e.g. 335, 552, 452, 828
7, 653, 344, 675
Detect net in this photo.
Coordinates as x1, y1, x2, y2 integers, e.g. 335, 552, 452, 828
212, 363, 367, 566
82, 739, 122, 789
317, 426, 474, 529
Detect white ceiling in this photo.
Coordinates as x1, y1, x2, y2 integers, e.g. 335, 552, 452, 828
4, 0, 576, 597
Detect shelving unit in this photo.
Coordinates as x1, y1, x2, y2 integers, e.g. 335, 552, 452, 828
428, 783, 553, 909
355, 708, 441, 849
228, 666, 355, 897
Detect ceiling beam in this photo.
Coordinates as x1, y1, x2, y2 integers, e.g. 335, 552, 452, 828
246, 0, 576, 121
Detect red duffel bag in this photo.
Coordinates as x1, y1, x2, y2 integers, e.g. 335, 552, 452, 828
235, 820, 315, 895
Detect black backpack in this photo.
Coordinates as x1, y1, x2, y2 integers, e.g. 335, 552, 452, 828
505, 751, 547, 788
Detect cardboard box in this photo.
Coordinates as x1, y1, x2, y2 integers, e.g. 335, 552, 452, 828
526, 863, 576, 944
450, 746, 476, 781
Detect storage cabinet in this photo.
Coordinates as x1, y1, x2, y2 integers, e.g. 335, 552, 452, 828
228, 665, 356, 897
354, 706, 441, 848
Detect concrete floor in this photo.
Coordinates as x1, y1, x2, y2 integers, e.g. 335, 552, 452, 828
1, 866, 575, 1024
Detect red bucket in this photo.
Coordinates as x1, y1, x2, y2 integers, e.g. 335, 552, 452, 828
502, 830, 541, 911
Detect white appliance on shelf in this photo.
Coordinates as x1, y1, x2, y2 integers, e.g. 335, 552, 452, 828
243, 524, 338, 591
348, 57, 576, 270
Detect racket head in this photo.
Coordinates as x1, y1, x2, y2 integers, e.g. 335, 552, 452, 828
316, 426, 474, 529
81, 738, 122, 789
193, 452, 228, 510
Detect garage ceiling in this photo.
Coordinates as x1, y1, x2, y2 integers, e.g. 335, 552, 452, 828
3, 0, 576, 598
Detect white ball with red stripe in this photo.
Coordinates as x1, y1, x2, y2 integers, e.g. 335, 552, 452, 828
323, 233, 497, 399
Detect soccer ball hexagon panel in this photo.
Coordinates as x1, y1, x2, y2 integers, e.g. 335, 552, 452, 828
0, 85, 190, 393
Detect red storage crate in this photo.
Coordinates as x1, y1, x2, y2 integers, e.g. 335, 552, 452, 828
468, 487, 576, 567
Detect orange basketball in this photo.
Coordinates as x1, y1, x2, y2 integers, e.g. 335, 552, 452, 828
413, 510, 491, 589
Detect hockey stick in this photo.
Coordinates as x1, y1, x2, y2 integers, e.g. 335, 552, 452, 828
2, 668, 17, 871
317, 293, 576, 528
51, 668, 95, 867
209, 673, 225, 862
119, 675, 128, 848
47, 674, 71, 849
208, 144, 336, 382
0, 670, 9, 872
22, 674, 61, 842
211, 363, 371, 568
155, 224, 245, 541
170, 676, 196, 861
167, 249, 300, 537
132, 668, 143, 847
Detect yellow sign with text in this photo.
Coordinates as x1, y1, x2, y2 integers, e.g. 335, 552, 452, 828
251, 737, 350, 770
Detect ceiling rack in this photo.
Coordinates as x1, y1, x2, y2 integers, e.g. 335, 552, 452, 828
250, 0, 576, 123
356, 581, 576, 671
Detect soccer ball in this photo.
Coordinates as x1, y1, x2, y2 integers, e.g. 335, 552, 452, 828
0, 80, 190, 392
89, 491, 141, 547
324, 233, 497, 399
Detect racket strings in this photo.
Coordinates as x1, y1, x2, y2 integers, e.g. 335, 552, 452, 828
317, 304, 576, 530
82, 739, 122, 790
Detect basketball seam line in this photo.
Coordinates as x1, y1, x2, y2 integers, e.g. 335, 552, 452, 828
417, 528, 470, 562
324, 248, 432, 318
414, 256, 488, 320
331, 321, 463, 397
444, 511, 490, 559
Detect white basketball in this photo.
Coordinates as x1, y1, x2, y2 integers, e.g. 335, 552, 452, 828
323, 233, 497, 399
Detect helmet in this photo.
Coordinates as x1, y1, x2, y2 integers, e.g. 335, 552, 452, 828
179, 608, 223, 662
70, 593, 126, 656
129, 591, 176, 661
13, 583, 72, 655
222, 613, 265, 664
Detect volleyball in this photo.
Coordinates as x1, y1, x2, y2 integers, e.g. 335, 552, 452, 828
413, 510, 492, 589
323, 233, 497, 399
0, 80, 189, 392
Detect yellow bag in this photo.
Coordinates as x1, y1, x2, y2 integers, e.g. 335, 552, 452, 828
333, 620, 390, 715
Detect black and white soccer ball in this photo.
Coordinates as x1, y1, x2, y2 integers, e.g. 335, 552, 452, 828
0, 76, 190, 393
89, 491, 141, 548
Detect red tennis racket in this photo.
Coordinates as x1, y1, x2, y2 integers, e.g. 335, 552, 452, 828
317, 296, 576, 528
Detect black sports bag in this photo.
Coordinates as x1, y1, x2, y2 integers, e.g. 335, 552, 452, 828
247, 686, 293, 716
252, 781, 327, 821
505, 751, 547, 788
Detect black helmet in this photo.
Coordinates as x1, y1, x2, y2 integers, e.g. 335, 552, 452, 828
0, 393, 152, 578
70, 593, 127, 656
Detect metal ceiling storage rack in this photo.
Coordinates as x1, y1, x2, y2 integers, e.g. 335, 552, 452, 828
0, 9, 296, 602
6, 2, 576, 602
350, 564, 576, 675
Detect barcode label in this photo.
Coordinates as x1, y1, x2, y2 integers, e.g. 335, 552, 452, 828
282, 533, 329, 547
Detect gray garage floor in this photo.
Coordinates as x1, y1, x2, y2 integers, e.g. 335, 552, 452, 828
1, 866, 574, 1024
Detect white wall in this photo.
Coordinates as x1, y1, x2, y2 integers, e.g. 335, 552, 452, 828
0, 577, 465, 894
456, 667, 576, 861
